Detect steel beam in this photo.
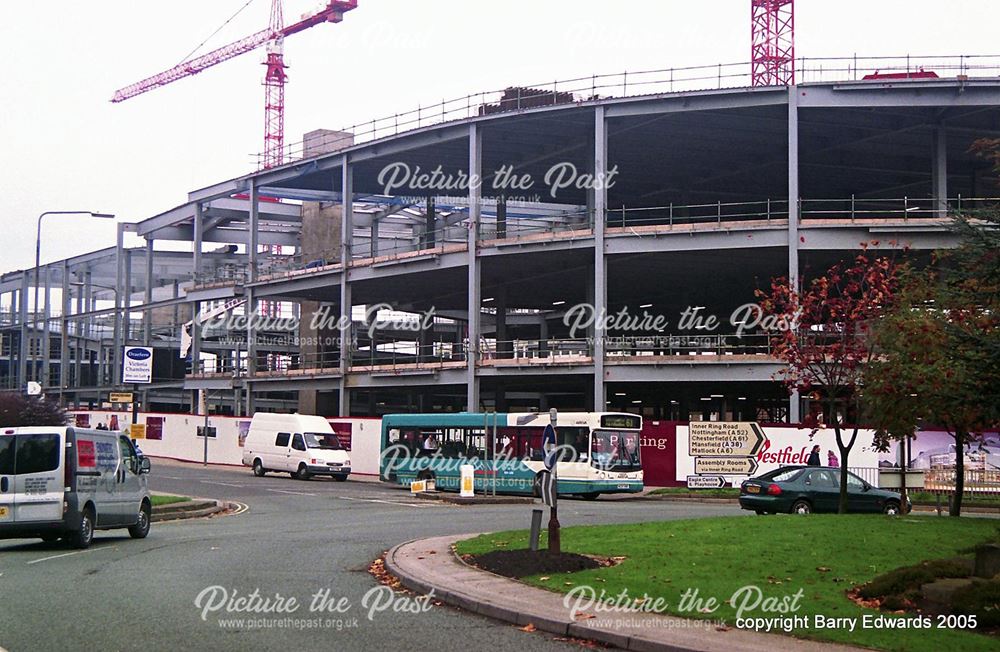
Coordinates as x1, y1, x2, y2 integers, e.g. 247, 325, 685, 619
593, 106, 608, 411
339, 154, 354, 417
466, 123, 482, 411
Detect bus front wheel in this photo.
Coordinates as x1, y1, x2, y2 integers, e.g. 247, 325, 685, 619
580, 492, 600, 501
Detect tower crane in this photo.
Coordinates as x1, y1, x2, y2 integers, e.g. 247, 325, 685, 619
112, 0, 358, 169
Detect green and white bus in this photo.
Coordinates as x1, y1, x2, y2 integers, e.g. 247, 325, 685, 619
379, 411, 643, 499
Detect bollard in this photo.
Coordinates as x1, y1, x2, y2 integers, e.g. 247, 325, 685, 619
529, 508, 544, 551
460, 464, 474, 498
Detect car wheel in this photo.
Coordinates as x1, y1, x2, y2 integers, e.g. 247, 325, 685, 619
129, 502, 151, 539
295, 464, 312, 481
70, 506, 95, 549
791, 499, 812, 515
252, 459, 266, 477
333, 475, 348, 482
883, 500, 901, 516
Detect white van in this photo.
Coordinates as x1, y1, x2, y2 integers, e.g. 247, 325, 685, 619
0, 426, 152, 549
242, 413, 351, 481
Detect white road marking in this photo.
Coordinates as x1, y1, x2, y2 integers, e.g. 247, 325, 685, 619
26, 546, 114, 566
266, 489, 317, 496
337, 496, 431, 508
229, 501, 250, 515
199, 480, 246, 487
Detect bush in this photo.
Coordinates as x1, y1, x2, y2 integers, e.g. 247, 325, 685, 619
952, 580, 1000, 628
0, 393, 69, 427
858, 558, 973, 600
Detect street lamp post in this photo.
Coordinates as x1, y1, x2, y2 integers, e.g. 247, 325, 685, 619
33, 211, 115, 388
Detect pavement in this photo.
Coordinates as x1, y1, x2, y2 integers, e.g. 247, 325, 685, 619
386, 535, 865, 652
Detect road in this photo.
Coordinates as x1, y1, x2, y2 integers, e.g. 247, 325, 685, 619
0, 459, 744, 652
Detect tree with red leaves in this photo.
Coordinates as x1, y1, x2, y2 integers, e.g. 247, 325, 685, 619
757, 250, 900, 514
0, 392, 69, 427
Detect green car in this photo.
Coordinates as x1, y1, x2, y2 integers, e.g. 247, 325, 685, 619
739, 466, 907, 515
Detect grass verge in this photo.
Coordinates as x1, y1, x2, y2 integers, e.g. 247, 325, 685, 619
151, 494, 191, 507
456, 515, 999, 651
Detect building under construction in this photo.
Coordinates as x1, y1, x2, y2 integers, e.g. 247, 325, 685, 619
2, 54, 1000, 421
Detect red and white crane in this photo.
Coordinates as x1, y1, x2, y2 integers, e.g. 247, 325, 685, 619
112, 0, 358, 169
750, 0, 795, 87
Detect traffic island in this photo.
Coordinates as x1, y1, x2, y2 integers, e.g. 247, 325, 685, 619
386, 534, 863, 652
452, 516, 999, 651
151, 494, 231, 522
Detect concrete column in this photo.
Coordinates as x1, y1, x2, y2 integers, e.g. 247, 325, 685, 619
495, 288, 508, 358
425, 196, 436, 249
593, 106, 608, 411
338, 155, 353, 417
932, 127, 948, 216
193, 202, 204, 281
370, 220, 379, 257
144, 239, 154, 344
248, 182, 259, 282
60, 261, 70, 392
496, 195, 507, 239
124, 250, 133, 346
788, 86, 801, 424
112, 224, 125, 386
466, 123, 482, 411
17, 274, 28, 385
42, 267, 51, 386
246, 287, 256, 376
787, 86, 800, 292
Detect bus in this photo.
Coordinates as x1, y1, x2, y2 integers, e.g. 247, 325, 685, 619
379, 411, 643, 499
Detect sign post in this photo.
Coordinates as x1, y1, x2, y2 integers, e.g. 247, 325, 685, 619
688, 421, 766, 485
542, 408, 560, 554
122, 346, 152, 432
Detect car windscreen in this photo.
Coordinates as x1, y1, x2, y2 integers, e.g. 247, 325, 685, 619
304, 433, 341, 450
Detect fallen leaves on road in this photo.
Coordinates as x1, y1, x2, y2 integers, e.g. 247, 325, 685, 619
520, 623, 537, 632
368, 555, 404, 591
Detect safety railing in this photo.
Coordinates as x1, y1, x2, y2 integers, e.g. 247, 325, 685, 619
478, 209, 593, 241
800, 196, 998, 221
607, 196, 1000, 230
252, 350, 342, 377
351, 340, 467, 370
256, 54, 1000, 168
608, 200, 789, 228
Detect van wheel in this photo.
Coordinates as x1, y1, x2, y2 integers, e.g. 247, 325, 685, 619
252, 459, 266, 477
129, 502, 151, 539
333, 475, 348, 482
580, 492, 600, 501
70, 506, 95, 549
40, 534, 61, 543
295, 464, 312, 481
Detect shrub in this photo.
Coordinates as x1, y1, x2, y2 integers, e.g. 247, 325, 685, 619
0, 393, 69, 427
858, 558, 972, 600
952, 580, 1000, 628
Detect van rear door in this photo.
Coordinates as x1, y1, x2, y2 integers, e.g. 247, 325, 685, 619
0, 433, 14, 523
12, 432, 63, 523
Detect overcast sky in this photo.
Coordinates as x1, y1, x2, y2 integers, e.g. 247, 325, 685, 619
3, 0, 999, 272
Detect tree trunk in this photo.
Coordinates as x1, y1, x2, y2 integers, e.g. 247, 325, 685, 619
950, 430, 966, 517
834, 422, 850, 514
